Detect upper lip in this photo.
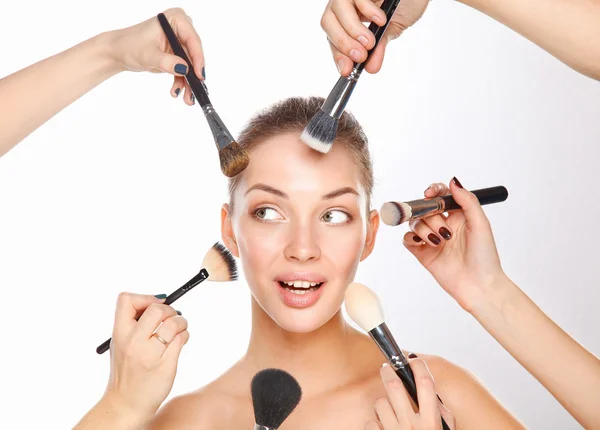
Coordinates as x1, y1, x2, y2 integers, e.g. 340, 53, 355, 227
275, 273, 327, 283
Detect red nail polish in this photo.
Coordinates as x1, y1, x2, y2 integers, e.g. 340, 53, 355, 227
413, 235, 422, 243
452, 176, 464, 189
428, 233, 441, 245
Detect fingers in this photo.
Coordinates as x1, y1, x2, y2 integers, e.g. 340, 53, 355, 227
322, 7, 368, 66
410, 359, 440, 428
163, 329, 190, 362
170, 76, 185, 98
155, 315, 188, 344
409, 218, 445, 247
331, 0, 378, 50
114, 293, 166, 334
135, 303, 178, 339
364, 421, 382, 430
439, 403, 456, 430
449, 177, 490, 231
164, 8, 205, 79
374, 397, 398, 428
380, 363, 414, 425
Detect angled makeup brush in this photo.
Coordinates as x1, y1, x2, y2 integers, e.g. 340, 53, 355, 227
157, 13, 249, 177
301, 0, 403, 154
380, 185, 509, 226
251, 368, 302, 430
345, 282, 451, 430
96, 242, 237, 355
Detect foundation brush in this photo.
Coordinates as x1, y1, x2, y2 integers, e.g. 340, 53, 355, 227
96, 242, 237, 355
157, 13, 249, 177
251, 368, 302, 430
345, 282, 451, 430
380, 185, 509, 226
301, 0, 403, 154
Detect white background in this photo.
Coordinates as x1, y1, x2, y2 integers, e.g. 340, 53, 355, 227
1, 0, 599, 428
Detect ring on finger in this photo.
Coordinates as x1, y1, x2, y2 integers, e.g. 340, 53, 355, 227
152, 332, 169, 346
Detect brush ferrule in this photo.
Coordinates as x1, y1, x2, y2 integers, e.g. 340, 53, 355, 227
369, 323, 409, 371
254, 425, 276, 430
321, 70, 360, 119
202, 104, 235, 150
405, 197, 445, 220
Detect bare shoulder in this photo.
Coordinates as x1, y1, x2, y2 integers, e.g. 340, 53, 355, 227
148, 370, 253, 430
412, 353, 526, 430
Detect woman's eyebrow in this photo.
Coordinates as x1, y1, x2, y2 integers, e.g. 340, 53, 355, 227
322, 187, 359, 200
244, 184, 358, 200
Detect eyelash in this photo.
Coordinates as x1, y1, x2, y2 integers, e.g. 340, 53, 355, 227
251, 207, 353, 224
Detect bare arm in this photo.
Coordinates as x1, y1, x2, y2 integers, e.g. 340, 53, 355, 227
458, 0, 600, 80
470, 276, 600, 429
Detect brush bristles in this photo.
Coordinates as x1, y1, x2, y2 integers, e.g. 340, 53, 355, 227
251, 368, 302, 429
344, 282, 385, 332
219, 141, 250, 177
380, 202, 411, 226
300, 110, 338, 154
202, 242, 238, 282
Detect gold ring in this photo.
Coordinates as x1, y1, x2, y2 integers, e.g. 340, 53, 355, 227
152, 333, 169, 346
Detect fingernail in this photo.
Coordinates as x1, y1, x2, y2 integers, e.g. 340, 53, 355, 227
358, 35, 369, 47
413, 235, 422, 243
174, 63, 188, 75
190, 93, 195, 104
174, 88, 181, 97
201, 66, 206, 79
154, 294, 167, 299
439, 227, 452, 240
408, 353, 418, 358
349, 49, 361, 63
424, 185, 432, 194
381, 362, 389, 368
176, 310, 182, 316
336, 59, 343, 75
428, 233, 441, 245
453, 176, 464, 189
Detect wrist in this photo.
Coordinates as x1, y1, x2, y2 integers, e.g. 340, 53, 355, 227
98, 390, 154, 429
92, 30, 128, 76
468, 273, 519, 320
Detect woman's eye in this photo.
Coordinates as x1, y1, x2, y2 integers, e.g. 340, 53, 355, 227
254, 207, 283, 221
321, 210, 350, 224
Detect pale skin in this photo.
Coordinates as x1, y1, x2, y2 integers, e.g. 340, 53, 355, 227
148, 133, 523, 430
322, 0, 600, 80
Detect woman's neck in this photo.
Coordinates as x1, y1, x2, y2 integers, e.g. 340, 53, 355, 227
243, 297, 376, 398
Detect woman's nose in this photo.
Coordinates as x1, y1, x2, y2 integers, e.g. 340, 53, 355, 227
283, 222, 321, 263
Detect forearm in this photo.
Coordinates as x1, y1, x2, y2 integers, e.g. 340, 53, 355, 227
471, 276, 600, 428
457, 0, 600, 80
0, 31, 123, 157
74, 394, 151, 430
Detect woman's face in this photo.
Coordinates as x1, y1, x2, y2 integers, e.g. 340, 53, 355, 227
222, 132, 379, 333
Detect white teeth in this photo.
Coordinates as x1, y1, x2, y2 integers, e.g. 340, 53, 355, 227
284, 286, 319, 295
293, 281, 302, 288
285, 281, 294, 286
310, 282, 316, 287
302, 281, 310, 289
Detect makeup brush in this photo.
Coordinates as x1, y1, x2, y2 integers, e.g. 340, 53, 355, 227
301, 0, 403, 154
96, 242, 237, 355
380, 185, 509, 226
157, 13, 249, 177
345, 282, 451, 430
251, 368, 302, 430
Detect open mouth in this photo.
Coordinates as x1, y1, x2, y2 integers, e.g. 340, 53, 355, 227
277, 280, 324, 295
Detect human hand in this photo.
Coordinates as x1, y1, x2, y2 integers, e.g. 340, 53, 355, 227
108, 7, 205, 105
321, 0, 430, 75
365, 360, 455, 429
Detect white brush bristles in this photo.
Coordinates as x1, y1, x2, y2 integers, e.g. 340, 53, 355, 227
300, 129, 333, 154
380, 202, 412, 226
344, 282, 385, 332
202, 242, 238, 282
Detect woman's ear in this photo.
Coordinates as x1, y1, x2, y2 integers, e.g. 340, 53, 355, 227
221, 203, 240, 258
360, 209, 380, 261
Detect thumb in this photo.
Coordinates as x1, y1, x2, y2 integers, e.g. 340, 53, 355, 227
149, 48, 189, 76
449, 177, 490, 230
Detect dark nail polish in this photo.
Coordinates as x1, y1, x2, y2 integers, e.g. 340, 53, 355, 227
190, 93, 195, 104
201, 66, 206, 79
428, 233, 441, 245
439, 227, 452, 240
176, 310, 182, 316
174, 63, 188, 75
408, 353, 418, 358
154, 294, 167, 299
453, 176, 464, 189
413, 235, 422, 243
436, 393, 444, 405
174, 88, 181, 96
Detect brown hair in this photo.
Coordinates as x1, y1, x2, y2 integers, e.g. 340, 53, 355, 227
228, 96, 373, 210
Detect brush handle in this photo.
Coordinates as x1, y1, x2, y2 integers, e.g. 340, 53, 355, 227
355, 0, 403, 73
157, 13, 210, 106
395, 366, 451, 430
95, 269, 209, 355
442, 186, 508, 211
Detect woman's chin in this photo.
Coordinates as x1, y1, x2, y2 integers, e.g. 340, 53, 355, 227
268, 303, 342, 334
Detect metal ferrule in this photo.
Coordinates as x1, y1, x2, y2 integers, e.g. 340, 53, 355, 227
254, 425, 276, 430
369, 323, 409, 371
321, 68, 361, 119
405, 196, 445, 220
202, 104, 235, 151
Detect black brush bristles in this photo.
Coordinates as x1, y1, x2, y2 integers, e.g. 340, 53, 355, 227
203, 242, 238, 282
300, 110, 338, 154
251, 368, 302, 429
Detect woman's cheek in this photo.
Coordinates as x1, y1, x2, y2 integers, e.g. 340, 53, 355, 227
321, 223, 366, 268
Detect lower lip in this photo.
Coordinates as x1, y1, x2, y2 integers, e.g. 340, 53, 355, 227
276, 282, 325, 308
